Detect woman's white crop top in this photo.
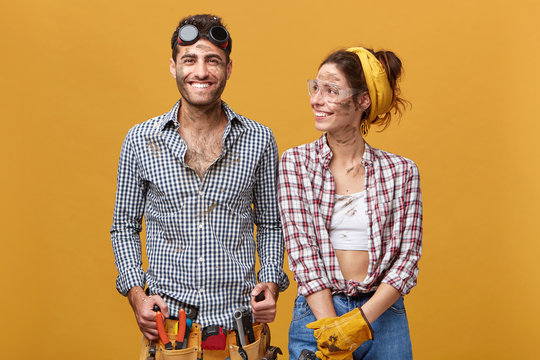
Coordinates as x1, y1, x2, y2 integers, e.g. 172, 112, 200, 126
329, 191, 369, 251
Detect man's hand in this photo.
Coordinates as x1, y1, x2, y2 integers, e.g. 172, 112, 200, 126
127, 287, 169, 340
250, 282, 279, 323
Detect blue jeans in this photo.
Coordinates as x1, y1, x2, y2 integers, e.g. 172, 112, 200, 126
288, 293, 412, 360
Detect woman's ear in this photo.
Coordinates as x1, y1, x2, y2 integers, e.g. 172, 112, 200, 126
357, 91, 371, 112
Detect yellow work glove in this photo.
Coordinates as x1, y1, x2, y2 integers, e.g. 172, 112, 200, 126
306, 308, 373, 360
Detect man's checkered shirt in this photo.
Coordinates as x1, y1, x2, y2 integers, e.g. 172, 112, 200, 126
111, 100, 289, 329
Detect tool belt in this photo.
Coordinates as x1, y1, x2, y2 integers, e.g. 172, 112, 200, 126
139, 319, 271, 360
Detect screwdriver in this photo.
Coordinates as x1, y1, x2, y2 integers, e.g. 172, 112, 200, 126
180, 318, 192, 348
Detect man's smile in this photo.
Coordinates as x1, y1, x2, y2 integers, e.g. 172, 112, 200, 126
189, 81, 212, 89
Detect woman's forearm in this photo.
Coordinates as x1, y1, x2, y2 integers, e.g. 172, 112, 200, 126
360, 283, 401, 324
305, 288, 338, 320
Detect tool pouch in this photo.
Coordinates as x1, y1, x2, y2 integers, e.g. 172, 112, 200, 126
139, 319, 201, 360
139, 321, 270, 360
226, 323, 269, 360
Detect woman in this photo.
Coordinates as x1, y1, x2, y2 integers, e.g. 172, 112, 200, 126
278, 47, 422, 360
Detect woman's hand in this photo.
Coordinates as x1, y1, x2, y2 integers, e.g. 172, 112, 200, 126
306, 307, 373, 360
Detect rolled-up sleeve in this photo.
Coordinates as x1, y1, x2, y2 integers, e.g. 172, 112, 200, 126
381, 163, 423, 295
278, 150, 332, 296
110, 131, 147, 296
253, 132, 289, 292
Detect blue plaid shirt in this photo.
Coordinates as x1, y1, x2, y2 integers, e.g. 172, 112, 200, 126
111, 100, 289, 329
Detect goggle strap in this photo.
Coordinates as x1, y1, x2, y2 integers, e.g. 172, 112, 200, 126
175, 36, 227, 49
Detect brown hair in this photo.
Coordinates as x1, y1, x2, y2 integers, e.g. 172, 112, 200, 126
320, 48, 410, 131
171, 14, 232, 62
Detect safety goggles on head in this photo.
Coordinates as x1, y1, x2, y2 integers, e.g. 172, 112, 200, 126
307, 79, 361, 103
175, 24, 230, 50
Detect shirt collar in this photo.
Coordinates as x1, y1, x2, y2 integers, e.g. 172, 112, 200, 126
361, 141, 375, 166
157, 99, 243, 130
319, 133, 332, 159
318, 133, 375, 166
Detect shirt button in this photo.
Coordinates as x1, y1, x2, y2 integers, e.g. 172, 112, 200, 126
199, 288, 204, 293
198, 223, 203, 229
199, 190, 203, 196
198, 256, 204, 262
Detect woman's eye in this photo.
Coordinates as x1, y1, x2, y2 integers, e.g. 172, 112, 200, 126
325, 87, 337, 96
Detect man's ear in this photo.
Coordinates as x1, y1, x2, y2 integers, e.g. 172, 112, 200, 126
226, 59, 232, 80
169, 58, 176, 78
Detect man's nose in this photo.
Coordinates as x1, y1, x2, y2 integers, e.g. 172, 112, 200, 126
193, 61, 209, 78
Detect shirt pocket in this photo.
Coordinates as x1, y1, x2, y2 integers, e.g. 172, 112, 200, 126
374, 197, 405, 244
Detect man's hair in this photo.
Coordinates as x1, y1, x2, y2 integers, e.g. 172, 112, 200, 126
171, 14, 232, 62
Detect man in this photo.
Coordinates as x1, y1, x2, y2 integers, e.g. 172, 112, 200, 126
111, 14, 288, 342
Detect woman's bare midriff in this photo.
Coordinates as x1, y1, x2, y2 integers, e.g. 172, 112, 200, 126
335, 249, 370, 282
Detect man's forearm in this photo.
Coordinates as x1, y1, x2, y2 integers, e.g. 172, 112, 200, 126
127, 286, 146, 306
255, 221, 288, 291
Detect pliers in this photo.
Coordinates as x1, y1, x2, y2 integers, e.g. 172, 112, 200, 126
154, 305, 173, 350
155, 304, 199, 350
174, 309, 186, 350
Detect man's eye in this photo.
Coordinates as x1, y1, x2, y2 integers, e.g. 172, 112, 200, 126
183, 58, 195, 64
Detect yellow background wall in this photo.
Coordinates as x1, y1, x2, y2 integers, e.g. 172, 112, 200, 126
1, 1, 539, 359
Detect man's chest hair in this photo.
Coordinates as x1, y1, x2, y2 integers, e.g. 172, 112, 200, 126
183, 131, 223, 178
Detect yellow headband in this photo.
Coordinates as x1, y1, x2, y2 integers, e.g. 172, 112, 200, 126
346, 47, 393, 123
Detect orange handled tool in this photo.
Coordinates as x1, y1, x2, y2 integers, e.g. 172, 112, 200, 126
154, 305, 173, 350
174, 308, 186, 350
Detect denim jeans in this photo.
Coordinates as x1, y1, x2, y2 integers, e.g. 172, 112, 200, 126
288, 293, 412, 360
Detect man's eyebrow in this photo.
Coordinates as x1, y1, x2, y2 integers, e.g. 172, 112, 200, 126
205, 54, 224, 61
180, 53, 198, 60
180, 53, 224, 61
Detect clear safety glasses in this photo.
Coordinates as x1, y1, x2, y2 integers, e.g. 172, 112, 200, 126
307, 79, 361, 103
